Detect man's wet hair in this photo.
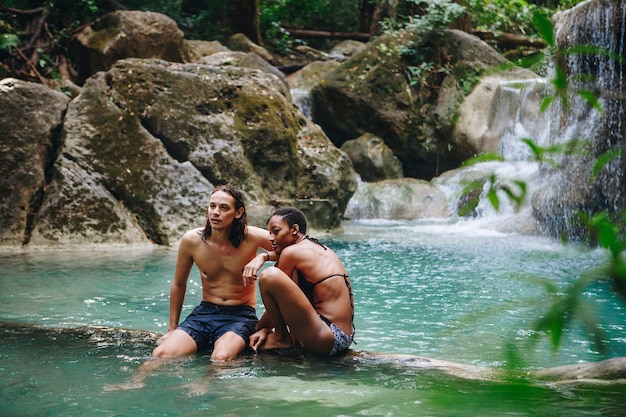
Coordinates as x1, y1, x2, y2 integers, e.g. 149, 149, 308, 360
199, 184, 247, 247
272, 206, 307, 234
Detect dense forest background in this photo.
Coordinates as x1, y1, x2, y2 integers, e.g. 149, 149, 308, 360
1, 0, 583, 86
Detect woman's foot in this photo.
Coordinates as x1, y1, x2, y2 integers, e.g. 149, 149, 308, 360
258, 331, 294, 351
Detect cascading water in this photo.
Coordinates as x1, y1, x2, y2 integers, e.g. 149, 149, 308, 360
530, 0, 626, 239
426, 1, 626, 238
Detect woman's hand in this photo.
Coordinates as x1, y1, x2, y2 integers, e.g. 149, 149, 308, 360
249, 328, 271, 352
242, 253, 267, 286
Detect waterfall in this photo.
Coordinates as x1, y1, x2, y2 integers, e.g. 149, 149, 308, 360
439, 1, 626, 238
532, 0, 626, 238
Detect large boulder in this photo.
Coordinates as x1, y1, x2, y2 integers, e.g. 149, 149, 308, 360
29, 72, 213, 248
450, 70, 543, 155
311, 28, 520, 180
69, 11, 185, 83
103, 59, 356, 221
0, 79, 70, 247
4, 57, 356, 249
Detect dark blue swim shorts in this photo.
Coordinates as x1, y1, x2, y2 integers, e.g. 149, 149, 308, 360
177, 301, 258, 353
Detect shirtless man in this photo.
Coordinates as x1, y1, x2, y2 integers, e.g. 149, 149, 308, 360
152, 184, 273, 361
247, 207, 354, 356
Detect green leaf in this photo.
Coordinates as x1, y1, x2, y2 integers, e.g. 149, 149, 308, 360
592, 148, 621, 179
487, 189, 499, 211
531, 10, 555, 48
577, 302, 606, 354
522, 138, 542, 159
577, 89, 604, 113
0, 34, 19, 51
462, 153, 504, 166
553, 66, 568, 91
540, 96, 555, 113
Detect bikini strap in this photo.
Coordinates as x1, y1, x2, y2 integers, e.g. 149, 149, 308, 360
305, 235, 327, 250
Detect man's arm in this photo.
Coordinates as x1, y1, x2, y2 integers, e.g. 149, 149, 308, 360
167, 233, 195, 332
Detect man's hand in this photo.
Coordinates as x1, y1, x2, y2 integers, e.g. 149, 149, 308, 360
156, 331, 173, 346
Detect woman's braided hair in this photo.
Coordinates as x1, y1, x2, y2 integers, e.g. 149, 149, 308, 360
272, 206, 307, 234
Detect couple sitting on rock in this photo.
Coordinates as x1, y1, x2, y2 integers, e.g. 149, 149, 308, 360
152, 183, 354, 361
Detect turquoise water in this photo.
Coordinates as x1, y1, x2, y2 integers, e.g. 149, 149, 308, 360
1, 220, 625, 416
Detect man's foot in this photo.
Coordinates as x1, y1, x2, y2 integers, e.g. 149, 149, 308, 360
103, 379, 145, 391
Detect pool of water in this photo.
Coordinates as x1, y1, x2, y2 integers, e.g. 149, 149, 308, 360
1, 219, 625, 416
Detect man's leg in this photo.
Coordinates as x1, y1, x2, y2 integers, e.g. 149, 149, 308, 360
152, 329, 198, 358
104, 329, 196, 391
211, 331, 247, 361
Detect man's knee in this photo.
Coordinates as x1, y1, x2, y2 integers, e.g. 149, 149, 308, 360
152, 345, 166, 358
212, 333, 245, 361
211, 349, 237, 361
151, 330, 197, 358
152, 344, 179, 358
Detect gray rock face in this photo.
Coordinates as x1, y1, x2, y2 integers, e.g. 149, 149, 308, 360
0, 79, 70, 246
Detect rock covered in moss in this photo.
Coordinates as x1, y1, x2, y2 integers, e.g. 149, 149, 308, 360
0, 78, 70, 247
69, 10, 185, 83
2, 57, 357, 249
311, 28, 527, 180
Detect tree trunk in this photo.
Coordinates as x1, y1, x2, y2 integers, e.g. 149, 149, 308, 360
230, 0, 262, 45
366, 0, 399, 36
448, 0, 472, 32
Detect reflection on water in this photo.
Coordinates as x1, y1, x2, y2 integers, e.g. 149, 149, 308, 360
1, 220, 625, 416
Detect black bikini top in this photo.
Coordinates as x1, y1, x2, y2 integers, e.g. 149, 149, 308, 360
296, 236, 355, 335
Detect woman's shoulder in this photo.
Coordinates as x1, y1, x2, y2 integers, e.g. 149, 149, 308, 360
284, 238, 322, 258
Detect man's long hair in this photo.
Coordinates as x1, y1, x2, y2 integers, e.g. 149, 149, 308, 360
199, 184, 247, 247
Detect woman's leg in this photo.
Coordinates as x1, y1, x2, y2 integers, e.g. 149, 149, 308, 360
258, 266, 334, 355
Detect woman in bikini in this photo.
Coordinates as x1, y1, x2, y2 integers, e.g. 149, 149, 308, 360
247, 207, 354, 356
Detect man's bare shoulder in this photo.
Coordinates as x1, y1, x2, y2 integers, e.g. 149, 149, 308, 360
179, 228, 204, 246
245, 225, 269, 241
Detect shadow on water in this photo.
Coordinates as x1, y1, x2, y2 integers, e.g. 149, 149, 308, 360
1, 322, 624, 417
